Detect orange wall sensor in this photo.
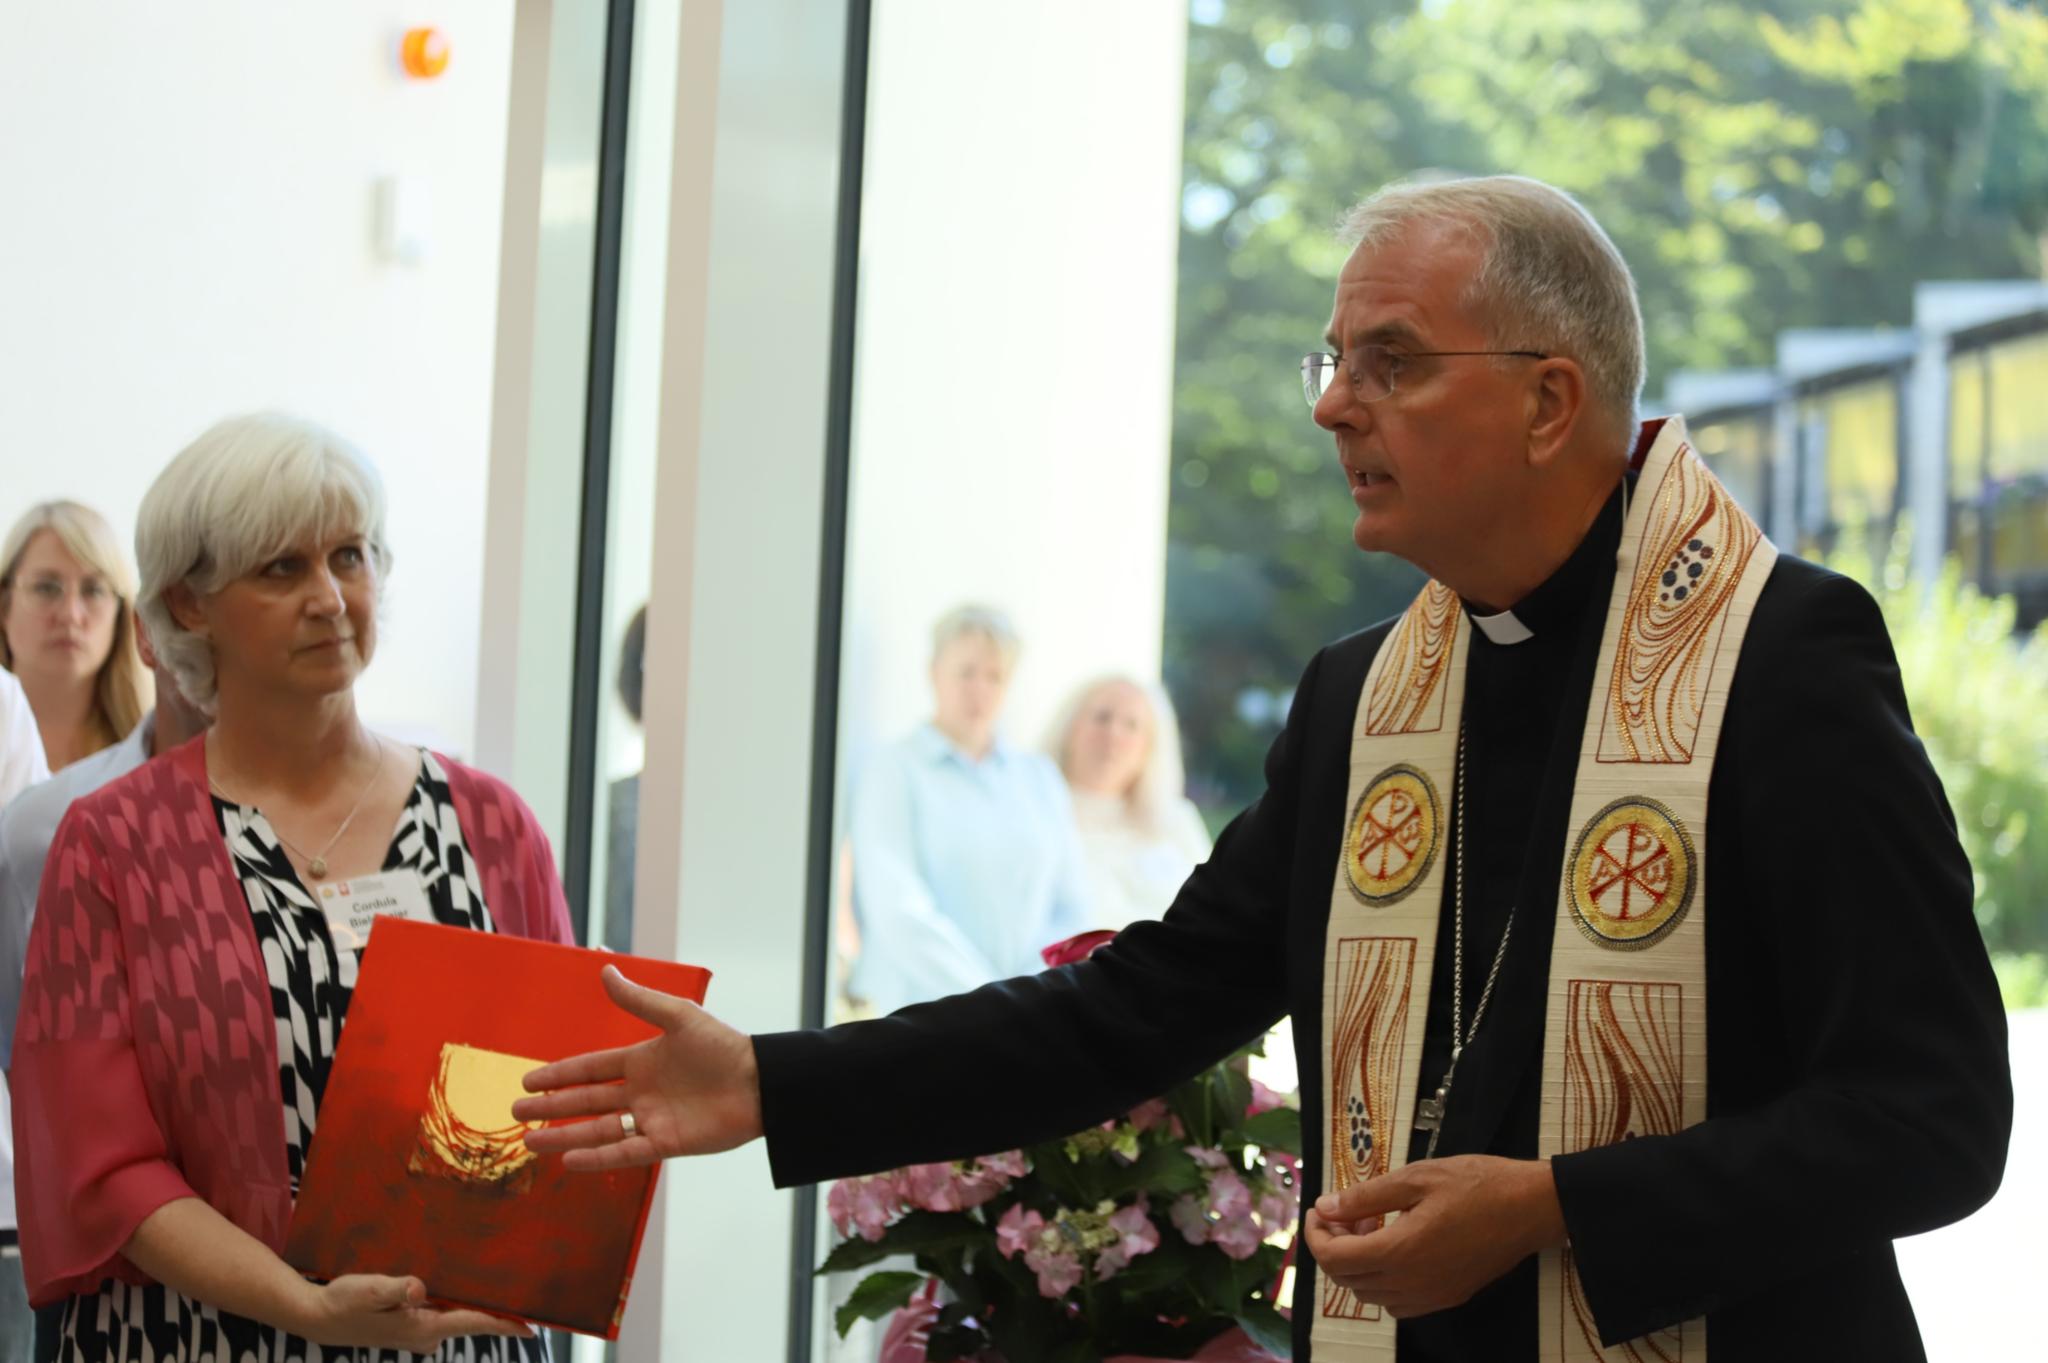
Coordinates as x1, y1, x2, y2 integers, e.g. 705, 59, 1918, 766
400, 27, 451, 80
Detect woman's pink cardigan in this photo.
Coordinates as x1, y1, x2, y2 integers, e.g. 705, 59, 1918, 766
9, 736, 575, 1305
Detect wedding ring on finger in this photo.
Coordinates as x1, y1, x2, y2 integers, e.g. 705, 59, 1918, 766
620, 1111, 638, 1139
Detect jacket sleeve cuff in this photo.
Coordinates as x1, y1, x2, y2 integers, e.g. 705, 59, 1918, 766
28, 1154, 197, 1306
1552, 1142, 1717, 1347
754, 1028, 838, 1189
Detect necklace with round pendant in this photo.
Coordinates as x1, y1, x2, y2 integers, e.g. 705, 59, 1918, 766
209, 742, 388, 881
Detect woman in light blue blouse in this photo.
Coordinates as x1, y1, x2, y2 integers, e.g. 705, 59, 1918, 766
847, 605, 1092, 1014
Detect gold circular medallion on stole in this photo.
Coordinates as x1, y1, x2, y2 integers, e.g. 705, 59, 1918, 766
1567, 796, 1696, 948
1344, 764, 1440, 905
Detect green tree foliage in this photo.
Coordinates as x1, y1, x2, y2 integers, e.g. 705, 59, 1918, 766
1167, 0, 2048, 819
1828, 533, 2048, 988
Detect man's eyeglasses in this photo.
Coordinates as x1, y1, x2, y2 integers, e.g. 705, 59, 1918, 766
1301, 345, 1549, 407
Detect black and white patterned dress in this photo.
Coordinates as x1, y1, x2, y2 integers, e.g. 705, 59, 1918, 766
57, 751, 552, 1363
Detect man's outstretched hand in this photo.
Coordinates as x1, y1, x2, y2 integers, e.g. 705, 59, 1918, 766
515, 964, 764, 1170
1304, 1155, 1567, 1319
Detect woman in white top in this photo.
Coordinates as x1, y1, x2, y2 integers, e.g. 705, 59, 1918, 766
1045, 675, 1212, 931
0, 669, 47, 806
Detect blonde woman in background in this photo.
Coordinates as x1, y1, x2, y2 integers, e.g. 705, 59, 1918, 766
0, 502, 152, 771
0, 503, 141, 1363
1045, 675, 1212, 931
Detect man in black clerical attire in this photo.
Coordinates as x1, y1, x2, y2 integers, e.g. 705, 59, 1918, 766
517, 176, 2011, 1362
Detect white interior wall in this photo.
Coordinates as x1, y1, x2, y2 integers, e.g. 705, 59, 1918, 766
837, 0, 1190, 793
475, 0, 608, 851
0, 3, 515, 757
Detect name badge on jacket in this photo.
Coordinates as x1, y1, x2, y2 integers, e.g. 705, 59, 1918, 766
316, 871, 434, 951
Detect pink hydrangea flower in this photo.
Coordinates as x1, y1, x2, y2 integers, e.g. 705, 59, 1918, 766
996, 1202, 1103, 1298
892, 1152, 1026, 1212
1095, 1203, 1161, 1280
981, 1150, 1029, 1180
895, 1162, 962, 1211
1207, 1167, 1251, 1220
1167, 1154, 1292, 1261
1247, 1079, 1289, 1116
1257, 1178, 1297, 1230
1128, 1098, 1172, 1131
1170, 1194, 1210, 1245
995, 1202, 1046, 1260
1210, 1207, 1266, 1260
827, 1173, 902, 1243
905, 1154, 983, 1203
1025, 1243, 1085, 1298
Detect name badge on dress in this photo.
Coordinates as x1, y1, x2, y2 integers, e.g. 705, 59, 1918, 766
316, 871, 435, 951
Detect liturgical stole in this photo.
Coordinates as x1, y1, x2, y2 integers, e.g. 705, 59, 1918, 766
1312, 417, 1777, 1362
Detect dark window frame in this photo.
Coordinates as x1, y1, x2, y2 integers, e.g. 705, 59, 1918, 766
789, 0, 877, 1356
562, 0, 640, 947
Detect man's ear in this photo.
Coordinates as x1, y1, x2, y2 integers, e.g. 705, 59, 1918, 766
133, 613, 160, 670
163, 582, 209, 639
1526, 358, 1588, 469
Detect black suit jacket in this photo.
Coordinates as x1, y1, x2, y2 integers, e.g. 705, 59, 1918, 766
757, 556, 2011, 1361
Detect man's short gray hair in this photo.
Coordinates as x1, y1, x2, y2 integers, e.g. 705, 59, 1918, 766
136, 413, 393, 714
930, 604, 1021, 667
1341, 175, 1645, 441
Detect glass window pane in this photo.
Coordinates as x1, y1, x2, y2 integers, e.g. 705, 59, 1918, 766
1987, 332, 2048, 483
1817, 377, 1900, 544
1693, 414, 1771, 519
800, 1, 2048, 1356
815, 5, 1195, 1359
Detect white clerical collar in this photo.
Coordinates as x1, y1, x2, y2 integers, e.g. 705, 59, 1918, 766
1471, 608, 1535, 646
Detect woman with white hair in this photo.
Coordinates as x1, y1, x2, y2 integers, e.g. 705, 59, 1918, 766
1044, 676, 1213, 930
846, 604, 1092, 1015
11, 414, 558, 1362
0, 500, 153, 770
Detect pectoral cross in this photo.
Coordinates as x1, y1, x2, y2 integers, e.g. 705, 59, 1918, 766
1413, 1045, 1462, 1159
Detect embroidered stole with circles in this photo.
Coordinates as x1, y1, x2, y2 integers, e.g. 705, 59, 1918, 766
1312, 417, 1776, 1362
